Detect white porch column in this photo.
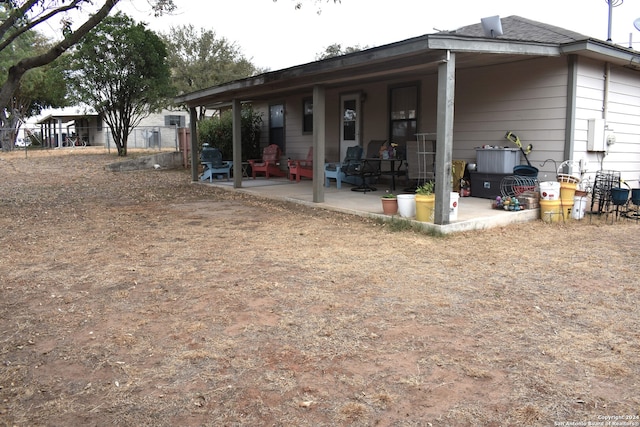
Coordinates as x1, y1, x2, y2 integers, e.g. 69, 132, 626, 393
312, 85, 326, 203
189, 106, 199, 182
57, 118, 63, 147
434, 50, 456, 225
232, 98, 242, 188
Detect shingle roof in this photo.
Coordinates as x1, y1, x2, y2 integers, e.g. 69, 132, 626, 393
448, 15, 591, 44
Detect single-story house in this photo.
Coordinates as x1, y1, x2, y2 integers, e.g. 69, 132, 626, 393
175, 15, 640, 225
36, 108, 189, 149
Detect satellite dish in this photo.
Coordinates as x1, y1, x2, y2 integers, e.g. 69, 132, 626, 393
634, 17, 640, 31
481, 15, 503, 38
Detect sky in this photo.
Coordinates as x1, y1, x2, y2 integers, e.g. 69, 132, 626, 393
112, 0, 640, 71
29, 0, 640, 122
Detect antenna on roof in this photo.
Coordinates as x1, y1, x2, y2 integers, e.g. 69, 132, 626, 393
632, 17, 640, 49
606, 0, 623, 42
481, 15, 503, 38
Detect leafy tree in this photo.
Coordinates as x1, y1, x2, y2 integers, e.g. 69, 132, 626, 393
315, 43, 367, 60
198, 106, 263, 161
69, 13, 174, 156
0, 0, 176, 140
163, 25, 259, 119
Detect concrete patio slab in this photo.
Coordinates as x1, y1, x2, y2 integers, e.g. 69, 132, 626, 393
204, 177, 539, 234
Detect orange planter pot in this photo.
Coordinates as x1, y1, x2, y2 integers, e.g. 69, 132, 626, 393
381, 198, 398, 215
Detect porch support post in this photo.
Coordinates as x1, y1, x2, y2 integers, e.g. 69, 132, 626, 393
189, 106, 199, 182
312, 85, 326, 203
57, 118, 63, 147
232, 98, 242, 188
434, 50, 456, 225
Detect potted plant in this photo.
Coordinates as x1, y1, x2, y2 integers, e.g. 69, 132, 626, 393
415, 181, 435, 222
381, 191, 398, 215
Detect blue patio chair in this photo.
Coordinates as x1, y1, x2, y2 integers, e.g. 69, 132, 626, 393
200, 144, 232, 182
324, 145, 363, 189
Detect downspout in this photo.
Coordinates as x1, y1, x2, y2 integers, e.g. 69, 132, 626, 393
563, 55, 578, 170
602, 62, 611, 165
603, 62, 610, 122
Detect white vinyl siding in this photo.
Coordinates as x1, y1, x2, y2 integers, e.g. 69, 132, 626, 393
574, 57, 640, 182
453, 57, 569, 178
250, 56, 640, 183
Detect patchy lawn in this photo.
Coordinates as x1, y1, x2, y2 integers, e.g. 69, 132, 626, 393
1, 148, 638, 426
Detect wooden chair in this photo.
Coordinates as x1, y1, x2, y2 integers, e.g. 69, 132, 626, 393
287, 147, 313, 182
248, 144, 285, 179
199, 144, 232, 182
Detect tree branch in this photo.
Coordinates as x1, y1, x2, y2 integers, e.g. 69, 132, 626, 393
0, 0, 86, 54
0, 0, 40, 41
0, 0, 119, 110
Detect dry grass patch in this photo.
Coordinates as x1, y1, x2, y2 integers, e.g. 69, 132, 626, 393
1, 148, 639, 425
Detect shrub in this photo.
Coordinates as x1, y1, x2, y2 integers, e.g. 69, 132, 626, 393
198, 106, 263, 161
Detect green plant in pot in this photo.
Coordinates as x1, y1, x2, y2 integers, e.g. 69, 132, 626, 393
415, 181, 434, 196
415, 181, 435, 222
381, 191, 398, 215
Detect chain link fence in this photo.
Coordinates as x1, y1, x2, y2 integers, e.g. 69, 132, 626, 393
104, 126, 180, 151
3, 125, 180, 151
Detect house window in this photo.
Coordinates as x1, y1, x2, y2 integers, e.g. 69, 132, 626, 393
303, 98, 313, 133
389, 85, 418, 143
269, 103, 285, 151
164, 115, 185, 127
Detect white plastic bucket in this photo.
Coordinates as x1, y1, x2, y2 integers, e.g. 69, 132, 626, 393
539, 181, 560, 200
450, 192, 459, 221
572, 195, 588, 220
397, 194, 416, 218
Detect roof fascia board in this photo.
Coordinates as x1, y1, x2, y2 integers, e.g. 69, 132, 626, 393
175, 38, 434, 106
427, 35, 561, 56
36, 114, 98, 125
561, 39, 640, 64
174, 76, 267, 105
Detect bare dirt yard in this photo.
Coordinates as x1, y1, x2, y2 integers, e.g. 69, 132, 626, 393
1, 148, 639, 426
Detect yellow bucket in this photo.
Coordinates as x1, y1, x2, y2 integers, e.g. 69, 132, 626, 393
559, 181, 577, 201
560, 198, 574, 221
415, 194, 435, 222
540, 199, 563, 223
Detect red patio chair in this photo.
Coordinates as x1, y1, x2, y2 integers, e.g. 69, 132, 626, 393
248, 144, 286, 179
287, 146, 313, 182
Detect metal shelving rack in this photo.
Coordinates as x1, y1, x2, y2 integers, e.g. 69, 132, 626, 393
590, 170, 621, 215
407, 133, 437, 185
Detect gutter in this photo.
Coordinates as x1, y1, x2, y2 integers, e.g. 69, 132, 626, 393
561, 39, 640, 67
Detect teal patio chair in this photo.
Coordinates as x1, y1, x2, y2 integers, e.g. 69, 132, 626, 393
200, 144, 232, 182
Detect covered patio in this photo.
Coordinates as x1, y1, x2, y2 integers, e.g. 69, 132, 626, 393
176, 19, 564, 227
201, 177, 539, 234
37, 111, 98, 148
176, 16, 639, 229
